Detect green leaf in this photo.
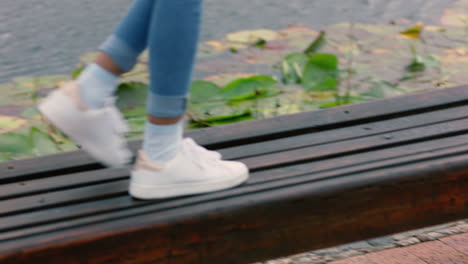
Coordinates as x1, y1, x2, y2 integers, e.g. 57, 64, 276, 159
319, 101, 343, 108
116, 82, 148, 110
21, 107, 41, 119
281, 53, 310, 84
302, 53, 339, 91
400, 22, 423, 39
362, 80, 406, 99
419, 55, 440, 68
222, 76, 277, 102
189, 81, 223, 103
121, 106, 147, 118
0, 154, 13, 162
127, 116, 146, 135
406, 56, 426, 72
189, 109, 253, 128
71, 65, 85, 80
0, 133, 32, 157
254, 39, 267, 49
29, 127, 59, 156
304, 31, 326, 55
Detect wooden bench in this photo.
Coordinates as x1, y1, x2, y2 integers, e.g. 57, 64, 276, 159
0, 85, 467, 264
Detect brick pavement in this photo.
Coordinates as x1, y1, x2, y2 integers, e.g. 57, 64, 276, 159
330, 233, 467, 264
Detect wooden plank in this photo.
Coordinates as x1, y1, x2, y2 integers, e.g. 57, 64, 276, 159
222, 104, 468, 159
0, 181, 128, 216
440, 233, 468, 255
241, 116, 468, 170
0, 168, 129, 200
2, 85, 468, 181
0, 151, 466, 264
406, 240, 468, 263
1, 133, 468, 240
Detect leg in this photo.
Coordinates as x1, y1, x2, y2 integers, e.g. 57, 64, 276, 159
38, 0, 157, 167
99, 0, 155, 73
78, 0, 155, 109
141, 0, 203, 163
147, 0, 204, 123
130, 0, 249, 200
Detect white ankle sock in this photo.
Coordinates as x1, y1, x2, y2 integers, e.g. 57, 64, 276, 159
142, 120, 183, 163
77, 63, 119, 109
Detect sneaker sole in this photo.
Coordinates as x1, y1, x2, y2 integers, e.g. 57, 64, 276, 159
129, 171, 249, 200
38, 90, 129, 168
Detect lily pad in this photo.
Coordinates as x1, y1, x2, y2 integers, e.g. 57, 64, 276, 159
0, 116, 27, 134
281, 53, 310, 83
29, 127, 59, 156
189, 81, 223, 103
222, 75, 277, 102
0, 132, 31, 157
115, 82, 148, 110
226, 29, 278, 44
189, 109, 253, 128
302, 53, 339, 91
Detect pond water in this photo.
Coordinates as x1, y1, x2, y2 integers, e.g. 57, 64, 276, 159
0, 0, 456, 84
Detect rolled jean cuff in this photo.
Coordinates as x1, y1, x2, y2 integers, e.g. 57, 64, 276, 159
147, 92, 188, 118
98, 35, 140, 72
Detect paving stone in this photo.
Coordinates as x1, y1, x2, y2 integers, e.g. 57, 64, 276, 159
322, 255, 337, 262
427, 232, 445, 239
266, 260, 292, 264
390, 233, 409, 241
335, 249, 362, 259
328, 255, 375, 264
367, 237, 394, 247
312, 247, 341, 256
457, 224, 468, 232
298, 257, 312, 263
338, 241, 372, 251
416, 233, 438, 242
437, 228, 458, 236
361, 244, 396, 253
395, 237, 420, 247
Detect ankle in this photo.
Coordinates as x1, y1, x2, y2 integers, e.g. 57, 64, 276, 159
148, 114, 184, 125
77, 63, 119, 109
142, 120, 184, 163
95, 52, 125, 76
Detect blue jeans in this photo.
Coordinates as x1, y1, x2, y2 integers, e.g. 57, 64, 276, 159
99, 0, 203, 117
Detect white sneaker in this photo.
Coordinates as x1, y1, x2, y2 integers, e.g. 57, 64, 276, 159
38, 81, 132, 167
129, 138, 249, 199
